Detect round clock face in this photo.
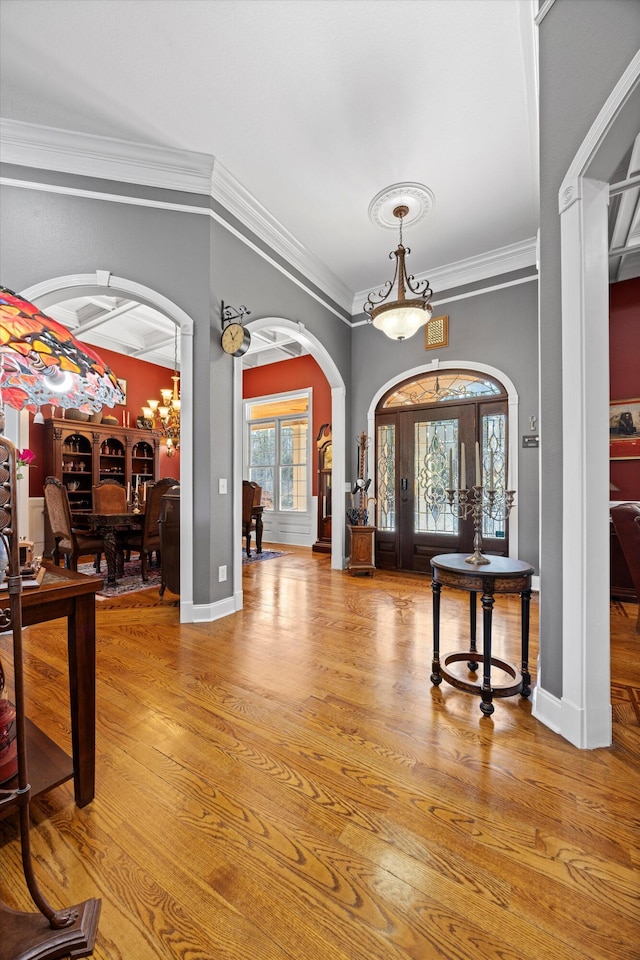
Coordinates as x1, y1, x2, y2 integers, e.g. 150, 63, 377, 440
221, 322, 251, 357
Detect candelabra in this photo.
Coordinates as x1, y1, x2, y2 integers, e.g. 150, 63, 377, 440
447, 483, 516, 564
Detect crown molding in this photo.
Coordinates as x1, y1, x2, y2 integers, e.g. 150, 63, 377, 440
353, 237, 537, 315
211, 161, 353, 312
0, 117, 215, 194
1, 117, 354, 314
1, 118, 537, 319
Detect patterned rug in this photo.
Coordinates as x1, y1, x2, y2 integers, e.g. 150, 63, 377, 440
243, 549, 287, 565
77, 558, 162, 599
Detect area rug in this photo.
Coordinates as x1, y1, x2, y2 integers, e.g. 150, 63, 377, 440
243, 550, 288, 565
77, 558, 162, 599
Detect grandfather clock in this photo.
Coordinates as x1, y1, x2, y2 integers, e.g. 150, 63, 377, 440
312, 424, 332, 553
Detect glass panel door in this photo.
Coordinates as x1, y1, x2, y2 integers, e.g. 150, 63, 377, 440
375, 390, 509, 572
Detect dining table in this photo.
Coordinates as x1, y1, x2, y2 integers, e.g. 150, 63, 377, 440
72, 509, 145, 586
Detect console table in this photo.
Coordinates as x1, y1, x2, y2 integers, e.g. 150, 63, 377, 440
0, 562, 101, 811
430, 553, 534, 716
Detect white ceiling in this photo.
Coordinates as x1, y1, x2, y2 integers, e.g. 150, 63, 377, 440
2, 1, 633, 370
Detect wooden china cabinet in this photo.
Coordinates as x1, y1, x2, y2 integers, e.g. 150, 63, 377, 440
43, 416, 160, 513
42, 417, 160, 557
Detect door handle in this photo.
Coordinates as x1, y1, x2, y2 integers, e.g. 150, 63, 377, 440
401, 477, 408, 502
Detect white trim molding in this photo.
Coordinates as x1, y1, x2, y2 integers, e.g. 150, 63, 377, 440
0, 117, 354, 316
353, 238, 537, 317
0, 118, 214, 194
550, 50, 640, 749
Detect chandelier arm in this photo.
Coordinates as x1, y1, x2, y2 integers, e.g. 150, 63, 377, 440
363, 256, 401, 316
404, 273, 433, 298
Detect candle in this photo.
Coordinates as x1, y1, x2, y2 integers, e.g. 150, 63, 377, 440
448, 448, 453, 489
460, 442, 465, 489
127, 481, 131, 502
475, 441, 481, 487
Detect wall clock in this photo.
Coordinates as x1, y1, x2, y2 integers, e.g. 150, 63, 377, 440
221, 321, 251, 357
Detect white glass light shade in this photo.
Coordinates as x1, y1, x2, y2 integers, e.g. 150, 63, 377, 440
142, 406, 154, 419
160, 389, 173, 405
158, 406, 170, 420
147, 399, 159, 411
172, 398, 181, 413
371, 301, 432, 341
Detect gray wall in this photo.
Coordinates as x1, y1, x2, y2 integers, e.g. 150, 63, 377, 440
0, 170, 351, 606
538, 0, 640, 697
350, 275, 540, 570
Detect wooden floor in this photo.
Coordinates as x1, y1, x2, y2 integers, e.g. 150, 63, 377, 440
1, 546, 639, 960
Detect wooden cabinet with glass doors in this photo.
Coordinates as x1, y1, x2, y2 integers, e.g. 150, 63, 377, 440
43, 417, 159, 512
374, 371, 510, 572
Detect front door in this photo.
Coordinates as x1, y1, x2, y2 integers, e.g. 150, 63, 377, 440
375, 373, 509, 573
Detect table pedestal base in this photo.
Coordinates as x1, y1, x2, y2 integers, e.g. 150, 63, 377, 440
432, 651, 527, 716
0, 898, 100, 960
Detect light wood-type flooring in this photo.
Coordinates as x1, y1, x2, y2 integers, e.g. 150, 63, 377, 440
1, 546, 639, 960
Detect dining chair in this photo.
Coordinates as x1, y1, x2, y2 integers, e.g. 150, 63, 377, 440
610, 502, 640, 633
122, 477, 178, 581
242, 480, 263, 557
43, 476, 104, 572
92, 478, 127, 513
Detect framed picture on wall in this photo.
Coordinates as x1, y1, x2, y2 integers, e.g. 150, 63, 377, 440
116, 378, 127, 405
610, 398, 640, 459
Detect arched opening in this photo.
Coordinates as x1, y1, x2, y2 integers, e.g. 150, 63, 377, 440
367, 359, 521, 567
233, 317, 346, 605
18, 272, 195, 623
373, 369, 510, 573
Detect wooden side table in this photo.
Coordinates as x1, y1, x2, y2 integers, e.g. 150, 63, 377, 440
347, 525, 376, 576
430, 553, 534, 716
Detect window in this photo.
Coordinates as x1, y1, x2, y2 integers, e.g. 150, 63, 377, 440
246, 393, 310, 512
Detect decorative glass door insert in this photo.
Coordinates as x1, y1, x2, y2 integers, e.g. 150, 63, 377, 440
375, 371, 508, 572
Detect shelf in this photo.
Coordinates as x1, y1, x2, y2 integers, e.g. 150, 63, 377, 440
0, 718, 73, 821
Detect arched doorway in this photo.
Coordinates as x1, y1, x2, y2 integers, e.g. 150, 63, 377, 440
368, 359, 521, 566
374, 369, 511, 572
18, 271, 195, 623
234, 317, 347, 601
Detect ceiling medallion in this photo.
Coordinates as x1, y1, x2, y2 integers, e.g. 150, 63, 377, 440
368, 182, 435, 231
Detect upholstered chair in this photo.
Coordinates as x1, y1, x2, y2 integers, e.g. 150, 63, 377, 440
43, 476, 104, 572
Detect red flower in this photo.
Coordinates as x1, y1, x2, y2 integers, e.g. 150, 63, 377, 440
16, 448, 36, 479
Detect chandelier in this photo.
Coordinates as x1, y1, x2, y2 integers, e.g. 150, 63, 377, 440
141, 326, 181, 456
364, 191, 434, 341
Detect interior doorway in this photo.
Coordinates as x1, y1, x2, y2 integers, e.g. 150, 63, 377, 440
374, 370, 509, 572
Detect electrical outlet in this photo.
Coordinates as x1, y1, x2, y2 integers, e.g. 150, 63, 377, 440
218, 565, 227, 582
219, 478, 227, 494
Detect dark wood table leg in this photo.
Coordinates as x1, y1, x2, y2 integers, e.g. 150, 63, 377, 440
430, 579, 442, 685
255, 513, 263, 554
100, 526, 119, 586
520, 588, 532, 698
67, 593, 96, 806
480, 585, 495, 716
468, 591, 478, 671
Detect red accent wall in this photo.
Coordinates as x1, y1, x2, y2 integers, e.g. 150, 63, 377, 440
609, 277, 640, 502
243, 355, 331, 496
28, 346, 180, 495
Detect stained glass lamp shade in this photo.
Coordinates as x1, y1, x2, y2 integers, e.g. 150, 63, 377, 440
0, 286, 124, 414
